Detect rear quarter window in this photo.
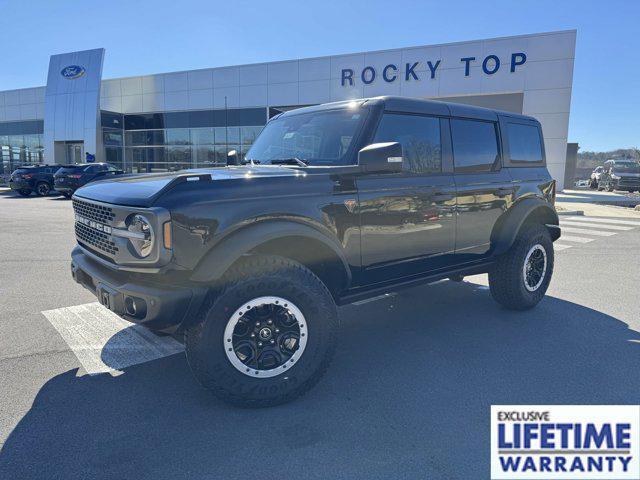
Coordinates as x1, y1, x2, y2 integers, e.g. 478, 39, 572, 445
507, 123, 543, 164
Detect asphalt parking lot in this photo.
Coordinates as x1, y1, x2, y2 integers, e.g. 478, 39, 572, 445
1, 190, 639, 480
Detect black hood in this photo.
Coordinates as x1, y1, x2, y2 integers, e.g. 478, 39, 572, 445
73, 166, 304, 207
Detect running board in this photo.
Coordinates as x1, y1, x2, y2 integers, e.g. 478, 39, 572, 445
337, 261, 494, 306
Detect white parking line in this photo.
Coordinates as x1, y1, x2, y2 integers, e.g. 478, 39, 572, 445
559, 235, 594, 243
566, 216, 640, 227
554, 244, 573, 251
560, 220, 634, 231
559, 226, 616, 237
42, 302, 184, 376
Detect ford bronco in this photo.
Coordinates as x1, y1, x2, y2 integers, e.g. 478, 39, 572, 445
70, 96, 560, 406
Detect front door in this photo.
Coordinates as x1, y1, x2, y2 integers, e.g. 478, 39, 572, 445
356, 113, 456, 285
65, 142, 84, 164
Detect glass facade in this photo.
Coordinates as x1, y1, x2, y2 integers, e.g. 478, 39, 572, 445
0, 121, 45, 180
101, 107, 267, 173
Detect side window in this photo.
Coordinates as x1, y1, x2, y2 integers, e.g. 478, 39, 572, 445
451, 119, 499, 173
507, 123, 543, 163
373, 113, 442, 174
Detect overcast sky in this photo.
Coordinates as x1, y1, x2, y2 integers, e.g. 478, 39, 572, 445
0, 0, 638, 152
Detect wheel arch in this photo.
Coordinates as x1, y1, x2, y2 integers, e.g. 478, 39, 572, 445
491, 197, 560, 257
190, 220, 352, 298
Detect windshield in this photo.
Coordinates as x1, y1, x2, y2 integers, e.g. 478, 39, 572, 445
246, 108, 365, 166
613, 163, 640, 173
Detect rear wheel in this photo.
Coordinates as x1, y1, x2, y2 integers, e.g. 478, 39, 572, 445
185, 255, 339, 407
35, 182, 51, 196
488, 224, 554, 311
17, 189, 31, 197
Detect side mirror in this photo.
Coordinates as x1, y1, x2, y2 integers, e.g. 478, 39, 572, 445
358, 142, 403, 173
227, 150, 241, 166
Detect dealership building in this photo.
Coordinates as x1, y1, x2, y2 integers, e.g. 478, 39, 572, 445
0, 30, 575, 187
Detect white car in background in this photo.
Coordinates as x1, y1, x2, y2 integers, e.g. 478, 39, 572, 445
589, 166, 604, 189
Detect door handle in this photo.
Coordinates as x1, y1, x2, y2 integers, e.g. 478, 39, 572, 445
432, 193, 454, 202
496, 188, 513, 198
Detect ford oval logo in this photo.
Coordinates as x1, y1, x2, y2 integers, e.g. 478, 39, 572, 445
60, 65, 86, 80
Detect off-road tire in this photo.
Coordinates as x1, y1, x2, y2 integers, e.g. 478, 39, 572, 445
488, 224, 554, 311
184, 255, 339, 407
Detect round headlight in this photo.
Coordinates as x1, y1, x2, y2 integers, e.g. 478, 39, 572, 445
128, 214, 154, 258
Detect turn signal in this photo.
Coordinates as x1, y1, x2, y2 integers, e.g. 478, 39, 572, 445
163, 221, 172, 250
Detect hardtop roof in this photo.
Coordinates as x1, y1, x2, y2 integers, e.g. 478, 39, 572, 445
279, 95, 538, 123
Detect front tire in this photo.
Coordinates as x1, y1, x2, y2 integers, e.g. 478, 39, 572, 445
185, 255, 339, 407
489, 224, 554, 311
62, 192, 72, 199
17, 189, 31, 197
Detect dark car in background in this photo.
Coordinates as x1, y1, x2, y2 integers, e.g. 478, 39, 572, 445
9, 165, 58, 196
597, 159, 640, 192
54, 163, 124, 198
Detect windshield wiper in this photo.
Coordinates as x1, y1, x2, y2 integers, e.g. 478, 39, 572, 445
269, 157, 309, 167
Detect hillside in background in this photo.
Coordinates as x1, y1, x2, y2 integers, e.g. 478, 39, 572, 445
577, 148, 640, 168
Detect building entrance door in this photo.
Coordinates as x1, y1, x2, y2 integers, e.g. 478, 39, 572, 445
65, 142, 84, 164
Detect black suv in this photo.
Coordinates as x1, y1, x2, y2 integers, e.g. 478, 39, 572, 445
597, 159, 640, 192
70, 97, 560, 406
54, 163, 123, 198
9, 165, 58, 196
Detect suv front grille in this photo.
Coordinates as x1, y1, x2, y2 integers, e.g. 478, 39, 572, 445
72, 199, 115, 224
75, 222, 119, 256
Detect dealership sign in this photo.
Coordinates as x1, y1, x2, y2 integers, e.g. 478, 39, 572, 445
341, 52, 526, 86
60, 65, 86, 80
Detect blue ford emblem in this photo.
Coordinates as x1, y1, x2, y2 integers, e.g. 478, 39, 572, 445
60, 65, 86, 80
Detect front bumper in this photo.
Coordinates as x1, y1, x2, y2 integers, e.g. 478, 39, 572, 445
71, 246, 207, 331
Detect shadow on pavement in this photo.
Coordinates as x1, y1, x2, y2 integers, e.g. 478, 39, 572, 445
1, 280, 639, 480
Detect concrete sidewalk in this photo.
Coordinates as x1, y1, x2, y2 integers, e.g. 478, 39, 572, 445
557, 188, 640, 218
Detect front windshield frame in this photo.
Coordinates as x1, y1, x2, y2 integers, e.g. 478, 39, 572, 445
245, 106, 369, 167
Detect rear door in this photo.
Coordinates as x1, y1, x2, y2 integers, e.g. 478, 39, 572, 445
357, 112, 456, 284
451, 117, 513, 261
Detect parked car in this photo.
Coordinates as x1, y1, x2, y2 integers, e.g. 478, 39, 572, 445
69, 96, 560, 407
54, 163, 124, 198
9, 165, 58, 196
589, 166, 603, 189
597, 159, 640, 192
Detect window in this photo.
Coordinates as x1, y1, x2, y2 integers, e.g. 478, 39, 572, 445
507, 123, 543, 163
373, 113, 441, 173
451, 119, 499, 173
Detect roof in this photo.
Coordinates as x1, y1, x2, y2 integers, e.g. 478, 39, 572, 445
280, 96, 537, 123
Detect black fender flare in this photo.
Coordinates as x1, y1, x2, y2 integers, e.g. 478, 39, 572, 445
190, 220, 352, 286
491, 198, 560, 257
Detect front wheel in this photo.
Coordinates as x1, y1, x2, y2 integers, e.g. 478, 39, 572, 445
185, 255, 339, 407
488, 224, 554, 310
62, 192, 72, 199
17, 189, 31, 197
